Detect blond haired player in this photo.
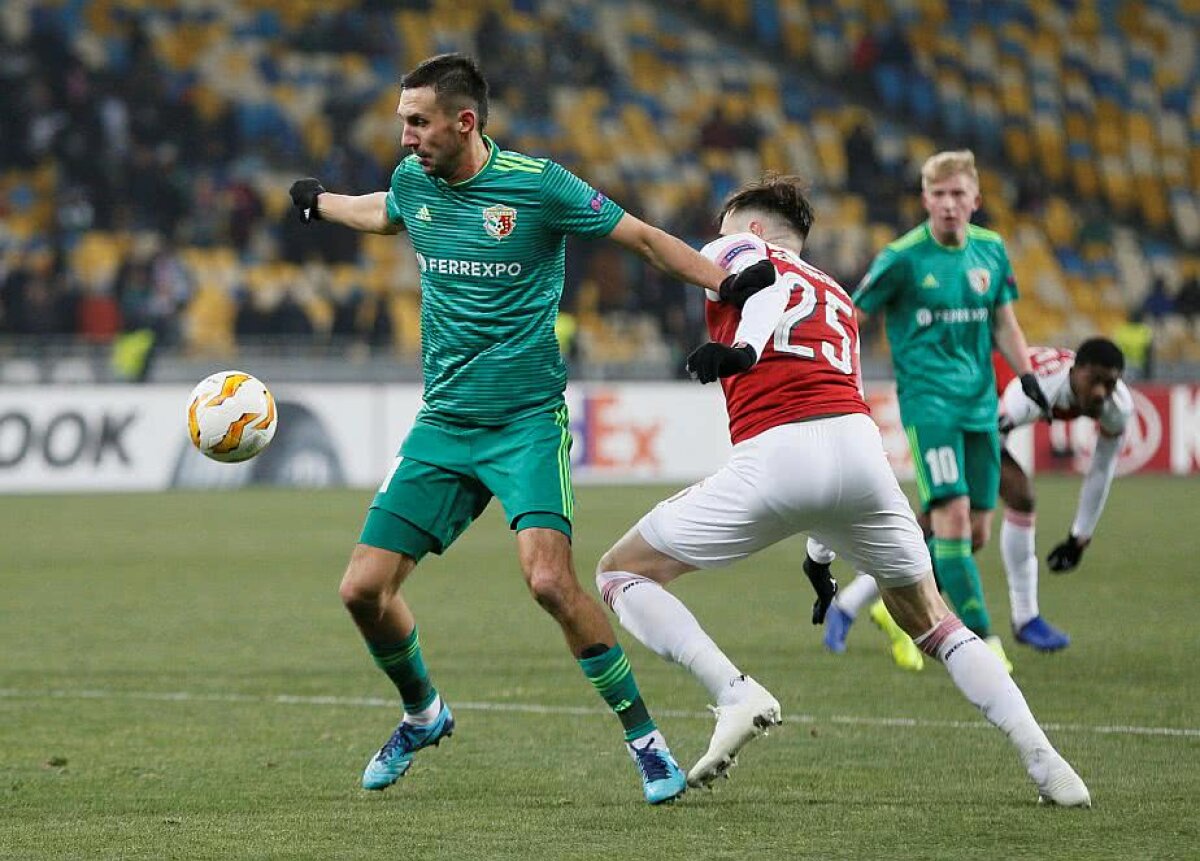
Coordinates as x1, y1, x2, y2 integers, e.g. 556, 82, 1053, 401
816, 150, 1050, 671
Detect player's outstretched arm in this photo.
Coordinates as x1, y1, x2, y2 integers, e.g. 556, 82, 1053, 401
1049, 430, 1122, 571
289, 179, 402, 235
607, 213, 773, 304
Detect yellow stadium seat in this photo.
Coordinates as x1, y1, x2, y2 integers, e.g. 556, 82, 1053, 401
390, 292, 422, 355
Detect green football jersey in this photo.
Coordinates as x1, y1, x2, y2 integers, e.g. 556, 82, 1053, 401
384, 137, 624, 426
853, 222, 1018, 430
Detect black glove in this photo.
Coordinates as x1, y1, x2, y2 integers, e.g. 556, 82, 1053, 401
998, 413, 1016, 434
289, 178, 325, 223
686, 342, 756, 383
1047, 534, 1087, 572
1019, 372, 1053, 423
717, 260, 776, 308
802, 557, 839, 625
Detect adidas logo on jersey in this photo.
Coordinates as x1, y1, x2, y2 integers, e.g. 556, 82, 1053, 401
922, 273, 939, 289
415, 205, 432, 222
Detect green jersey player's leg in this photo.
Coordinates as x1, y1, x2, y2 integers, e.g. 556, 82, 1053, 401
352, 417, 493, 790
906, 424, 996, 644
473, 403, 662, 752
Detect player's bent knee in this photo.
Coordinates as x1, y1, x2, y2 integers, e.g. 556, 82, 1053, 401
339, 567, 389, 618
525, 566, 576, 616
339, 544, 411, 613
1006, 488, 1035, 514
596, 546, 620, 577
930, 497, 971, 537
883, 575, 951, 637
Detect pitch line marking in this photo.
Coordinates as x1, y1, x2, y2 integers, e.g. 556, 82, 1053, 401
1, 688, 1197, 739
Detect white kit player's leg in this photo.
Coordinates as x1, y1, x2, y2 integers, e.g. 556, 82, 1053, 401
596, 569, 741, 699
596, 567, 782, 790
1002, 510, 1071, 652
822, 417, 1088, 806
907, 607, 1090, 807
835, 573, 881, 618
1001, 510, 1040, 628
598, 435, 809, 789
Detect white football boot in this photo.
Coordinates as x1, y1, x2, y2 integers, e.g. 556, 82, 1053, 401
1027, 748, 1092, 808
687, 676, 782, 788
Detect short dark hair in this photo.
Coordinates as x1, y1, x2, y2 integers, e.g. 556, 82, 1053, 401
1075, 337, 1125, 371
718, 174, 815, 241
401, 53, 489, 132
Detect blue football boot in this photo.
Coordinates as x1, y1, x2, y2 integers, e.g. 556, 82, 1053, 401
627, 731, 687, 805
823, 605, 854, 654
361, 701, 455, 790
1014, 616, 1070, 652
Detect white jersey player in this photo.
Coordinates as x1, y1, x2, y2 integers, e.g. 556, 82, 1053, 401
995, 340, 1131, 649
814, 338, 1130, 661
593, 175, 1090, 806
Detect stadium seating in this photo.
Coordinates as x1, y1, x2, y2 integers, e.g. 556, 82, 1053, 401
1, 0, 1197, 373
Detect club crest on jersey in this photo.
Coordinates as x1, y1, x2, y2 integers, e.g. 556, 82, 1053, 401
483, 204, 517, 240
967, 268, 991, 295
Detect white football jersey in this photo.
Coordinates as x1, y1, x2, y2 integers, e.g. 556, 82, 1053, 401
999, 347, 1132, 438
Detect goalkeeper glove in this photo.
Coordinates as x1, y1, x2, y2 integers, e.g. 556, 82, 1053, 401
1047, 534, 1088, 572
289, 178, 325, 223
686, 341, 756, 383
717, 259, 776, 308
1020, 372, 1054, 423
802, 557, 839, 625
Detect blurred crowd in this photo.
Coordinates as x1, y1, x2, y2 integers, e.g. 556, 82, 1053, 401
1, 0, 1197, 377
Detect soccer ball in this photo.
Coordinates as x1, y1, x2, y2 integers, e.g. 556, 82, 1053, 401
186, 371, 278, 463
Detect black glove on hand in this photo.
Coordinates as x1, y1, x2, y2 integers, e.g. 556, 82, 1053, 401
686, 342, 756, 383
717, 260, 776, 308
1020, 372, 1053, 422
803, 558, 839, 625
1047, 534, 1087, 572
289, 178, 325, 223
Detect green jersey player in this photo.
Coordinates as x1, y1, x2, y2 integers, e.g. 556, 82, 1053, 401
287, 53, 772, 804
810, 150, 1051, 672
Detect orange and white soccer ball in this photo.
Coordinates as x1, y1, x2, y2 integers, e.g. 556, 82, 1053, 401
186, 371, 278, 463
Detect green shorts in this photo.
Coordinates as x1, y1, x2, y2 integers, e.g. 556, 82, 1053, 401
905, 423, 1000, 512
359, 402, 575, 560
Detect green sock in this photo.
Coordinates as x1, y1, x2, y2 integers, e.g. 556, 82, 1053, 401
578, 644, 656, 742
367, 628, 437, 714
932, 538, 991, 637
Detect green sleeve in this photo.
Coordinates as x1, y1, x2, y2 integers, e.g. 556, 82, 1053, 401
384, 162, 409, 227
853, 248, 905, 313
540, 161, 625, 237
996, 248, 1018, 306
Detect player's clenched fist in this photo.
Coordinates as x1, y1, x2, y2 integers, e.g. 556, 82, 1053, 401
290, 178, 326, 223
686, 341, 757, 383
717, 259, 776, 308
1046, 534, 1087, 572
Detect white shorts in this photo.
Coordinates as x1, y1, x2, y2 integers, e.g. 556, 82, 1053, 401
637, 413, 931, 588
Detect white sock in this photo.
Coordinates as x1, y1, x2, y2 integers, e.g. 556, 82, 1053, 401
1001, 511, 1039, 628
806, 537, 837, 565
834, 573, 880, 619
405, 693, 442, 726
597, 569, 741, 703
626, 727, 666, 751
916, 616, 1055, 768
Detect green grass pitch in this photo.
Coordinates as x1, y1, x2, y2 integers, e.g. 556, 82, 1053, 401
2, 478, 1197, 860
